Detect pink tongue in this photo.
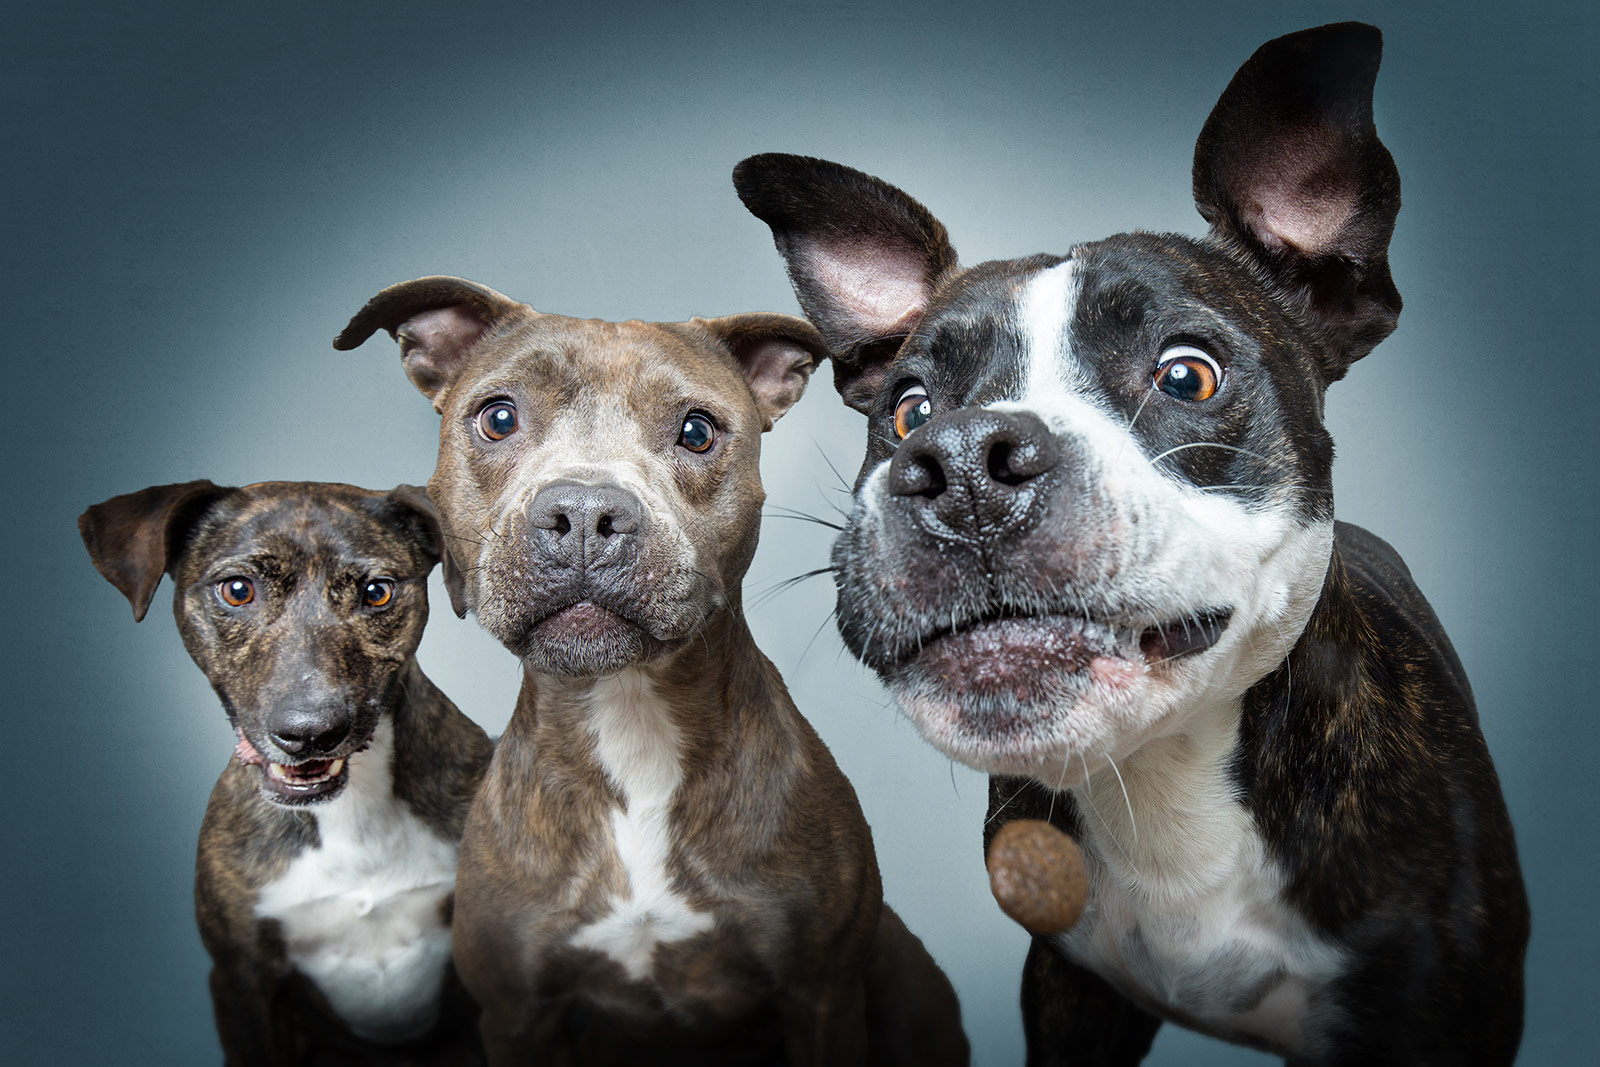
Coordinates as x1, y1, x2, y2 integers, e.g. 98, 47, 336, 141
233, 731, 265, 766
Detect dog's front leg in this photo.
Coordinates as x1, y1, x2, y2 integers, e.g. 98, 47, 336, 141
1022, 937, 1161, 1066
206, 962, 298, 1067
478, 1000, 575, 1067
781, 975, 869, 1066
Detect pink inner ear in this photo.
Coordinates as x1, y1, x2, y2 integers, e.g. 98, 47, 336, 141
396, 306, 488, 397
397, 306, 486, 359
800, 238, 930, 335
1233, 135, 1359, 255
738, 338, 812, 425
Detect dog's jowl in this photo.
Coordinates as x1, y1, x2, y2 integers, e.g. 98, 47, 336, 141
80, 481, 493, 1066
337, 282, 970, 1065
736, 22, 1528, 1067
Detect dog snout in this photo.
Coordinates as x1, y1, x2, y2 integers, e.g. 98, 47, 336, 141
266, 702, 353, 757
527, 481, 645, 570
888, 408, 1058, 536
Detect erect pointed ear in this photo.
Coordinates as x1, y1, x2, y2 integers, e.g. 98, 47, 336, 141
690, 313, 832, 430
1194, 22, 1402, 379
733, 153, 958, 412
78, 480, 231, 622
383, 484, 467, 619
333, 276, 525, 407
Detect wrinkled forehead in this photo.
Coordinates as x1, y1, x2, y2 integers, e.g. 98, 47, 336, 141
453, 315, 752, 422
184, 487, 419, 576
908, 236, 1273, 405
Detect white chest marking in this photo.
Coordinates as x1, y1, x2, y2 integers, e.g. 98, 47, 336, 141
1053, 711, 1347, 1057
568, 669, 713, 980
254, 718, 459, 1043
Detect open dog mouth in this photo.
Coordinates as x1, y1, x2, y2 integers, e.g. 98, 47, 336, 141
898, 607, 1232, 695
233, 730, 368, 805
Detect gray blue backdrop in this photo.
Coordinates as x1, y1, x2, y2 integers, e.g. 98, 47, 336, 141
5, 1, 1594, 1063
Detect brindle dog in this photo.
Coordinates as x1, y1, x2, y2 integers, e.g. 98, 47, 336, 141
336, 282, 971, 1066
80, 480, 493, 1066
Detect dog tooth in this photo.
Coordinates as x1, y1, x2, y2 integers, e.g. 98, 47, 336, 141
328, 759, 345, 777
268, 763, 289, 781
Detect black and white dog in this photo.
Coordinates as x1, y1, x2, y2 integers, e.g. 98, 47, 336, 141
734, 22, 1527, 1066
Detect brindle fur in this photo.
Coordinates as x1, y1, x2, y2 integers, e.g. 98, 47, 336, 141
736, 22, 1527, 1067
337, 283, 970, 1066
79, 481, 494, 1066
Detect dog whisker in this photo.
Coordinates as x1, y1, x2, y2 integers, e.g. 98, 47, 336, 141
1147, 441, 1272, 466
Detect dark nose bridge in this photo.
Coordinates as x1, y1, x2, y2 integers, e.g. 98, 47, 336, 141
887, 406, 1059, 536
527, 480, 646, 570
259, 593, 353, 756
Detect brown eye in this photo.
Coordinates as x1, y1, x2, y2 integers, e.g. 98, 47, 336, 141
679, 412, 716, 453
218, 578, 254, 607
893, 384, 932, 440
363, 579, 395, 608
1154, 345, 1222, 402
477, 400, 518, 441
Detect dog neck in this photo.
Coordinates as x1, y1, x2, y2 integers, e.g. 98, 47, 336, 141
508, 608, 775, 786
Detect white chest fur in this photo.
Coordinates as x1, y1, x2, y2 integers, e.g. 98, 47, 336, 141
254, 718, 459, 1043
568, 669, 714, 980
1051, 708, 1347, 1057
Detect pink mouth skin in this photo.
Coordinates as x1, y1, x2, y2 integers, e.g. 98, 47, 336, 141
232, 728, 355, 803
912, 615, 1128, 704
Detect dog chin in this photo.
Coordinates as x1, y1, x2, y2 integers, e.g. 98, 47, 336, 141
517, 601, 675, 677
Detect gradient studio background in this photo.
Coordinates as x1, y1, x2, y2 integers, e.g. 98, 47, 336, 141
5, 1, 1593, 1063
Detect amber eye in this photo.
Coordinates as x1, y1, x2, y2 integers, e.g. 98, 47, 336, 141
679, 412, 716, 453
362, 579, 395, 608
1154, 345, 1222, 402
217, 577, 254, 607
476, 400, 518, 441
893, 384, 932, 440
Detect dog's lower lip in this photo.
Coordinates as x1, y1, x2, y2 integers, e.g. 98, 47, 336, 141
1138, 609, 1233, 662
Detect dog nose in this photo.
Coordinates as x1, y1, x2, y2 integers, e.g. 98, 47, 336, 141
887, 407, 1058, 536
527, 481, 645, 569
267, 705, 352, 756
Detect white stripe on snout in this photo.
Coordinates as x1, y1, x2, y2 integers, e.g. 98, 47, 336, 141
1015, 260, 1091, 406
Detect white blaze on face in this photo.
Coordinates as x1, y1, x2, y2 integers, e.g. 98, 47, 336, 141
569, 669, 713, 979
1004, 261, 1345, 1054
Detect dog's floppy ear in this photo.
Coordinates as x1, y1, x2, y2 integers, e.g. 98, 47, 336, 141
1194, 22, 1402, 379
690, 313, 832, 430
733, 153, 958, 413
383, 484, 468, 619
334, 276, 525, 408
79, 480, 230, 622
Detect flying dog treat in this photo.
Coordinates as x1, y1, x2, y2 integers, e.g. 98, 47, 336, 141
986, 819, 1088, 935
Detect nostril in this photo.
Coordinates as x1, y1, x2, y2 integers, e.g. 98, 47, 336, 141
596, 514, 614, 537
988, 440, 1018, 484
987, 432, 1054, 486
913, 455, 947, 498
270, 730, 306, 755
889, 443, 948, 498
310, 724, 350, 755
553, 513, 571, 537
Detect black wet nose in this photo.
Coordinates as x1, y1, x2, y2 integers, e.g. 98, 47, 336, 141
888, 407, 1059, 536
267, 705, 352, 756
527, 481, 645, 569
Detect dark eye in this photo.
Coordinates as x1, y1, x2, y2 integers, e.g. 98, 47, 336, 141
217, 577, 254, 607
476, 400, 518, 441
893, 384, 932, 440
1153, 345, 1222, 402
362, 579, 395, 608
679, 412, 716, 453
